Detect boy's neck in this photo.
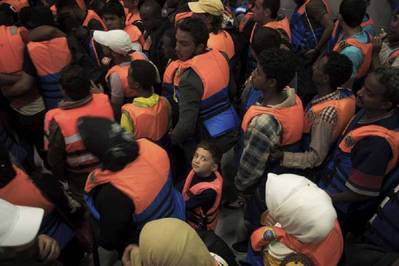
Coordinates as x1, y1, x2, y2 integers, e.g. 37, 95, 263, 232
317, 84, 335, 98
262, 90, 286, 106
195, 170, 214, 178
362, 109, 393, 122
113, 55, 131, 65
137, 90, 153, 98
342, 25, 362, 39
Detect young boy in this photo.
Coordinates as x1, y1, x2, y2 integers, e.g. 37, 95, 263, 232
182, 142, 223, 231
121, 60, 170, 143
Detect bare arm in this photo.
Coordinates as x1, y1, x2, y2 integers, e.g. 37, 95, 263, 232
1, 72, 34, 97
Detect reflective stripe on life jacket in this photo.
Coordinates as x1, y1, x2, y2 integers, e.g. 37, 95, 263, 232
82, 10, 107, 30
250, 221, 343, 266
0, 26, 25, 74
182, 170, 223, 231
174, 49, 239, 138
27, 37, 72, 109
105, 51, 147, 99
44, 94, 114, 173
84, 139, 185, 230
303, 89, 356, 139
208, 31, 235, 60
121, 96, 170, 141
365, 184, 399, 251
250, 17, 292, 43
290, 0, 329, 51
0, 165, 54, 214
333, 35, 372, 79
241, 94, 304, 146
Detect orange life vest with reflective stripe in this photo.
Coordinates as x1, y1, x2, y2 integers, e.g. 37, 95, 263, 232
83, 10, 107, 30
1, 0, 29, 12
182, 170, 223, 231
0, 26, 24, 74
250, 221, 343, 266
126, 11, 141, 26
333, 36, 372, 79
85, 139, 170, 214
241, 94, 304, 146
105, 51, 147, 99
338, 125, 399, 174
304, 91, 356, 139
0, 165, 54, 215
121, 96, 170, 141
250, 17, 292, 43
125, 24, 145, 47
208, 31, 235, 60
44, 94, 114, 173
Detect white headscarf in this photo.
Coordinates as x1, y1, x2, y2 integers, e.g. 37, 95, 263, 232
265, 173, 337, 244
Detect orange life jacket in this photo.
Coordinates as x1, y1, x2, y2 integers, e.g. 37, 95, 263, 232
333, 35, 372, 79
303, 90, 356, 139
121, 96, 170, 141
338, 125, 399, 174
239, 12, 254, 33
162, 59, 181, 101
0, 26, 25, 74
241, 94, 304, 146
44, 94, 114, 173
84, 139, 178, 218
83, 10, 107, 30
0, 165, 54, 215
125, 11, 141, 26
1, 0, 29, 12
125, 24, 145, 47
250, 221, 343, 266
175, 11, 193, 24
105, 51, 147, 99
208, 31, 235, 60
182, 170, 223, 231
174, 49, 239, 138
27, 37, 72, 109
250, 17, 292, 43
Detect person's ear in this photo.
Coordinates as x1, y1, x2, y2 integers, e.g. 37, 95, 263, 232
267, 78, 277, 90
381, 101, 393, 111
194, 43, 205, 55
210, 162, 218, 172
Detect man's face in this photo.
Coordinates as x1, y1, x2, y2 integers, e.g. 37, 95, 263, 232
357, 73, 391, 111
388, 14, 399, 44
175, 29, 197, 61
253, 0, 267, 24
103, 14, 124, 30
312, 56, 328, 86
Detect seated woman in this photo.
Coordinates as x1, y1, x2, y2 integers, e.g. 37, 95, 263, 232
248, 173, 343, 266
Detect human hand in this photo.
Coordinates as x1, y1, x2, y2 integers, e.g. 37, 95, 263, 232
122, 244, 136, 266
260, 210, 276, 226
37, 234, 60, 262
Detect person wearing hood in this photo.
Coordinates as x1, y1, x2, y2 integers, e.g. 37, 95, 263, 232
80, 117, 185, 253
248, 173, 343, 266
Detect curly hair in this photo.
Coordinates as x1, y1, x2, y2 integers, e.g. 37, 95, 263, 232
323, 52, 353, 89
374, 67, 399, 107
251, 27, 282, 57
257, 48, 298, 92
129, 60, 157, 91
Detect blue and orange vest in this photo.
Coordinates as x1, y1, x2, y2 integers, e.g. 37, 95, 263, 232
27, 37, 71, 109
105, 51, 148, 100
182, 170, 223, 231
44, 94, 114, 173
290, 0, 330, 52
174, 49, 239, 138
162, 59, 181, 102
320, 111, 399, 217
84, 139, 185, 231
241, 94, 304, 146
121, 95, 170, 141
333, 33, 372, 79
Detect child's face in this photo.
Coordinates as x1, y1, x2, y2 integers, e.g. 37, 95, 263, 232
192, 147, 217, 177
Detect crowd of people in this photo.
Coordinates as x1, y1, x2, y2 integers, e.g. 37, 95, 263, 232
0, 0, 399, 265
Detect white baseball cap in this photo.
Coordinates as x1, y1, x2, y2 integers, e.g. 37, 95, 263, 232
0, 199, 44, 247
93, 30, 142, 55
